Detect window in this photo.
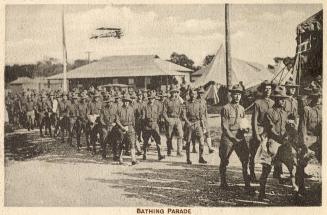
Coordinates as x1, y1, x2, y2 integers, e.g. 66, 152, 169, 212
113, 78, 118, 84
128, 78, 134, 85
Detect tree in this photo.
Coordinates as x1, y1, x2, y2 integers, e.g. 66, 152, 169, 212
203, 55, 215, 66
169, 52, 195, 70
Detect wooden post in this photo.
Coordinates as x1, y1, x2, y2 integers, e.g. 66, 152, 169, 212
225, 4, 232, 89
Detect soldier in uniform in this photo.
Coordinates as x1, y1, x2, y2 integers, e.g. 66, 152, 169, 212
297, 86, 322, 195
115, 94, 138, 165
13, 94, 22, 127
36, 93, 50, 137
197, 87, 215, 154
163, 85, 184, 157
258, 86, 296, 200
141, 95, 165, 161
67, 94, 80, 147
183, 89, 207, 164
88, 92, 103, 154
57, 92, 71, 143
76, 93, 89, 151
270, 80, 300, 180
25, 95, 36, 131
249, 80, 274, 182
133, 91, 145, 151
219, 84, 253, 194
98, 96, 118, 159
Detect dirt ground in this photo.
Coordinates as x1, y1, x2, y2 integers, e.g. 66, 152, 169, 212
4, 114, 322, 207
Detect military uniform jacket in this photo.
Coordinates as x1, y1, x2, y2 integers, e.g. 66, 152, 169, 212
133, 100, 145, 119
142, 103, 161, 130
115, 105, 135, 127
252, 98, 274, 136
57, 100, 71, 117
264, 106, 288, 143
183, 99, 203, 123
284, 96, 298, 119
162, 97, 183, 120
25, 100, 35, 112
221, 103, 245, 140
37, 100, 50, 114
88, 101, 102, 115
67, 101, 80, 117
199, 99, 208, 120
298, 104, 322, 143
100, 104, 118, 126
77, 102, 89, 120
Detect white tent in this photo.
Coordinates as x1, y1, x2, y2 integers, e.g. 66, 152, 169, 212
192, 44, 273, 88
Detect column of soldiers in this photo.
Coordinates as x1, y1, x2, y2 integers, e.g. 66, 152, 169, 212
5, 77, 322, 200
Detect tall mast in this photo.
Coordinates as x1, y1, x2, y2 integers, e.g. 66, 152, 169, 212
225, 4, 232, 89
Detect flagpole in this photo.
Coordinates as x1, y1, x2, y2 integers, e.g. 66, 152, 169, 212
62, 6, 68, 92
225, 4, 232, 89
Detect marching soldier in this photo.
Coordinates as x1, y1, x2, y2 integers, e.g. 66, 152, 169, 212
258, 86, 297, 200
133, 91, 145, 149
270, 80, 300, 180
76, 93, 90, 151
297, 86, 322, 194
25, 95, 36, 131
98, 96, 118, 159
115, 94, 138, 165
249, 80, 274, 182
37, 93, 50, 137
183, 89, 207, 164
141, 94, 165, 161
219, 84, 253, 194
88, 92, 103, 154
67, 94, 80, 147
57, 92, 71, 143
162, 85, 184, 157
197, 87, 215, 154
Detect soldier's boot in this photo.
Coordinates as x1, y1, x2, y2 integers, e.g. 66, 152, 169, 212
131, 148, 138, 165
176, 138, 183, 157
219, 164, 228, 188
157, 147, 165, 161
40, 128, 44, 137
135, 140, 143, 156
198, 145, 207, 164
143, 143, 147, 160
192, 140, 197, 153
186, 143, 192, 164
258, 164, 271, 201
273, 163, 282, 179
207, 137, 215, 153
249, 155, 257, 182
76, 136, 81, 151
242, 161, 255, 195
167, 139, 172, 156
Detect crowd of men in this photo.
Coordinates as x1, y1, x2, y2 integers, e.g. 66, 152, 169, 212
5, 76, 322, 201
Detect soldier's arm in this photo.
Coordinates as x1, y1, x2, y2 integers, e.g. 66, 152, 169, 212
221, 106, 237, 140
114, 111, 125, 130
264, 111, 279, 138
252, 102, 261, 140
162, 100, 169, 121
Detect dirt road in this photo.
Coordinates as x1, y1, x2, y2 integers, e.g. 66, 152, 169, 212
4, 115, 321, 206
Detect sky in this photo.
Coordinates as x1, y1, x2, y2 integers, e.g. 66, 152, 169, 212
5, 4, 322, 66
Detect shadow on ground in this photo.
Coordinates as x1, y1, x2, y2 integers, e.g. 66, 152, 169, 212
86, 163, 321, 207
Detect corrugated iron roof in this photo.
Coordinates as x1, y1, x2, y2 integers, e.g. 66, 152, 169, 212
48, 55, 192, 80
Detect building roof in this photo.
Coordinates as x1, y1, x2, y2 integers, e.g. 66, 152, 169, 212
10, 77, 34, 85
192, 44, 273, 89
48, 55, 192, 80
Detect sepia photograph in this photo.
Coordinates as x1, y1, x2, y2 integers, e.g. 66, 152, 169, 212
3, 2, 323, 208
